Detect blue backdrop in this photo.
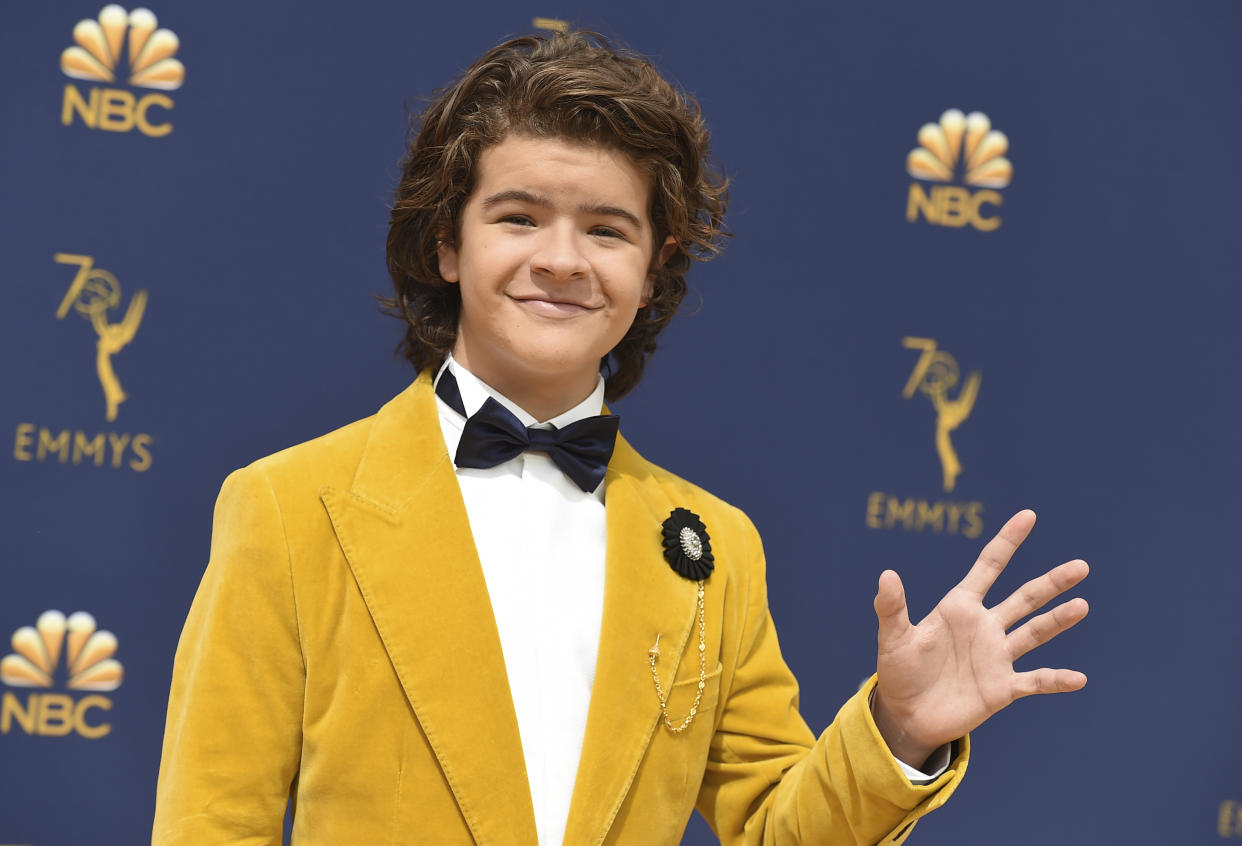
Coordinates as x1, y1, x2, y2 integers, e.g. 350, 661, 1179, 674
3, 1, 1240, 843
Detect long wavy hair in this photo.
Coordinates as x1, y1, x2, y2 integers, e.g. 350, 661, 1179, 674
383, 30, 729, 400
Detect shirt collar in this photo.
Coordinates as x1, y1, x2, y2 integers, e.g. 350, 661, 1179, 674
436, 355, 607, 430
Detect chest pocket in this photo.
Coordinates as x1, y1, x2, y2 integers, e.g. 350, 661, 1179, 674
665, 660, 724, 723
651, 661, 724, 801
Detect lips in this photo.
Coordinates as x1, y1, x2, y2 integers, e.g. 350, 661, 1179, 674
510, 295, 598, 317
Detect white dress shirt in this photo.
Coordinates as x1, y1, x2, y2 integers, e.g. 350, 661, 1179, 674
434, 356, 947, 845
436, 357, 607, 846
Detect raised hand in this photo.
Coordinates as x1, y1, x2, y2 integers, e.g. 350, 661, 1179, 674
869, 510, 1089, 768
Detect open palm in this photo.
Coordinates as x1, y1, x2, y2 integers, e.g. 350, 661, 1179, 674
870, 510, 1089, 767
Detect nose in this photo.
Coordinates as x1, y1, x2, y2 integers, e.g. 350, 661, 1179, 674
530, 222, 590, 281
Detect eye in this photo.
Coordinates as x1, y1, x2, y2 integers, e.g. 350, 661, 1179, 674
499, 214, 535, 227
589, 226, 626, 239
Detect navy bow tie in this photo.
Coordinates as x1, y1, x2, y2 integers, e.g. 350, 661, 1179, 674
436, 369, 619, 493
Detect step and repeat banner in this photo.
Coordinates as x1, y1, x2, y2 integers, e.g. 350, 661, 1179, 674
2, 2, 1240, 843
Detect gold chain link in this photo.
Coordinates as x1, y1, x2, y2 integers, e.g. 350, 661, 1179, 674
648, 580, 707, 733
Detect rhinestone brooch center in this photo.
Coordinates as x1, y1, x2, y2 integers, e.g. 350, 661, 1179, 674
679, 527, 703, 560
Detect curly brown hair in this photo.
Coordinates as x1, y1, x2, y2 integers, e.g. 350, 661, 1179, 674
384, 29, 729, 401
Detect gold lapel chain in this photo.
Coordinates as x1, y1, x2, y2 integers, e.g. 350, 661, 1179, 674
648, 580, 707, 733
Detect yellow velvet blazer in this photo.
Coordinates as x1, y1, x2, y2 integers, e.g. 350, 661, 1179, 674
153, 372, 967, 845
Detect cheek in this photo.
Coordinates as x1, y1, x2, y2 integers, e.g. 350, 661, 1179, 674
606, 283, 649, 341
628, 272, 655, 311
458, 285, 504, 335
455, 276, 494, 329
611, 253, 657, 307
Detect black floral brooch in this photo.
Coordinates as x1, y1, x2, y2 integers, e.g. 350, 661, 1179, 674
661, 508, 714, 581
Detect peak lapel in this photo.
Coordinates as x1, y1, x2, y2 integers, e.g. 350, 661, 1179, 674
562, 437, 700, 845
320, 372, 537, 846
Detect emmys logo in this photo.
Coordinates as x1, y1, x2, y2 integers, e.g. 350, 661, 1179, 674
59, 5, 184, 137
0, 611, 122, 739
905, 109, 1011, 231
10, 254, 154, 473
865, 337, 985, 539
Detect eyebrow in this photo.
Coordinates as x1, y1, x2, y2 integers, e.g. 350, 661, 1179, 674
480, 189, 643, 230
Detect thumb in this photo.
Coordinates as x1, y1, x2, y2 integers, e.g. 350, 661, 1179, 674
874, 569, 912, 648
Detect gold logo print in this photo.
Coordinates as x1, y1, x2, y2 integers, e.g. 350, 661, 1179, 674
902, 337, 980, 493
0, 612, 120, 739
1222, 800, 1242, 838
60, 5, 184, 91
906, 109, 1011, 188
905, 109, 1010, 231
54, 254, 147, 422
0, 611, 123, 692
532, 16, 569, 32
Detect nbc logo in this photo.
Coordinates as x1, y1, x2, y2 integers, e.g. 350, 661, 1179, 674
1, 611, 122, 739
905, 109, 1011, 232
59, 5, 184, 138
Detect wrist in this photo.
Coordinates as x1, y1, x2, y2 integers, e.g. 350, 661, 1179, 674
870, 689, 937, 770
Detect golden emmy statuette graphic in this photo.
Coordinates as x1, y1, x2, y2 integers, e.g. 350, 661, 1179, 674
54, 253, 147, 422
10, 254, 154, 471
863, 337, 985, 538
902, 337, 980, 493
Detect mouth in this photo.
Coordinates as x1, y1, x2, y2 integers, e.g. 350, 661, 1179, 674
510, 295, 598, 317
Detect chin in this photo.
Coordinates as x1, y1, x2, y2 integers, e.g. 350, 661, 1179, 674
509, 348, 604, 383
524, 356, 602, 383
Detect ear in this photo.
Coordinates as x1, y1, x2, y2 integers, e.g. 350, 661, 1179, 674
642, 236, 678, 306
437, 238, 461, 284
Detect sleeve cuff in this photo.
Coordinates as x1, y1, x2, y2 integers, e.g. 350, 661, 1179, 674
867, 685, 953, 784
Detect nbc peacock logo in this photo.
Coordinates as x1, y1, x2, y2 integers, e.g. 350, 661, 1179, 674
905, 109, 1011, 232
0, 611, 123, 739
59, 5, 184, 138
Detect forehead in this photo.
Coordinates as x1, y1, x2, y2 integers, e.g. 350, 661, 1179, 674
470, 135, 652, 220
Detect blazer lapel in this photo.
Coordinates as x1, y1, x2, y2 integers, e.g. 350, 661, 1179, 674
320, 372, 538, 846
562, 436, 701, 845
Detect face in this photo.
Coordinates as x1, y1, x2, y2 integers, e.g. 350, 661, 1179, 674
438, 134, 673, 415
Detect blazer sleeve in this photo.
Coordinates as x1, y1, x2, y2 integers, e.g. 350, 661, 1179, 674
695, 515, 968, 846
152, 465, 305, 845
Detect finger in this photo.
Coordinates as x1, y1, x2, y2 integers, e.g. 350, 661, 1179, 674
1011, 667, 1087, 699
874, 569, 912, 649
1006, 597, 1089, 660
957, 509, 1036, 599
993, 559, 1089, 629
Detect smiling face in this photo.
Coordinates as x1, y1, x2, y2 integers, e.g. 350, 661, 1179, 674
438, 134, 670, 419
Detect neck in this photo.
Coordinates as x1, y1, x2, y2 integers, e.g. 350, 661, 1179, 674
512, 387, 596, 423
450, 356, 599, 423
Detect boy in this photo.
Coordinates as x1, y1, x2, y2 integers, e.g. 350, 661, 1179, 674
153, 30, 1088, 845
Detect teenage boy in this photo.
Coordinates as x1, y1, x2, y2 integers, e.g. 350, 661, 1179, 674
153, 31, 1088, 846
